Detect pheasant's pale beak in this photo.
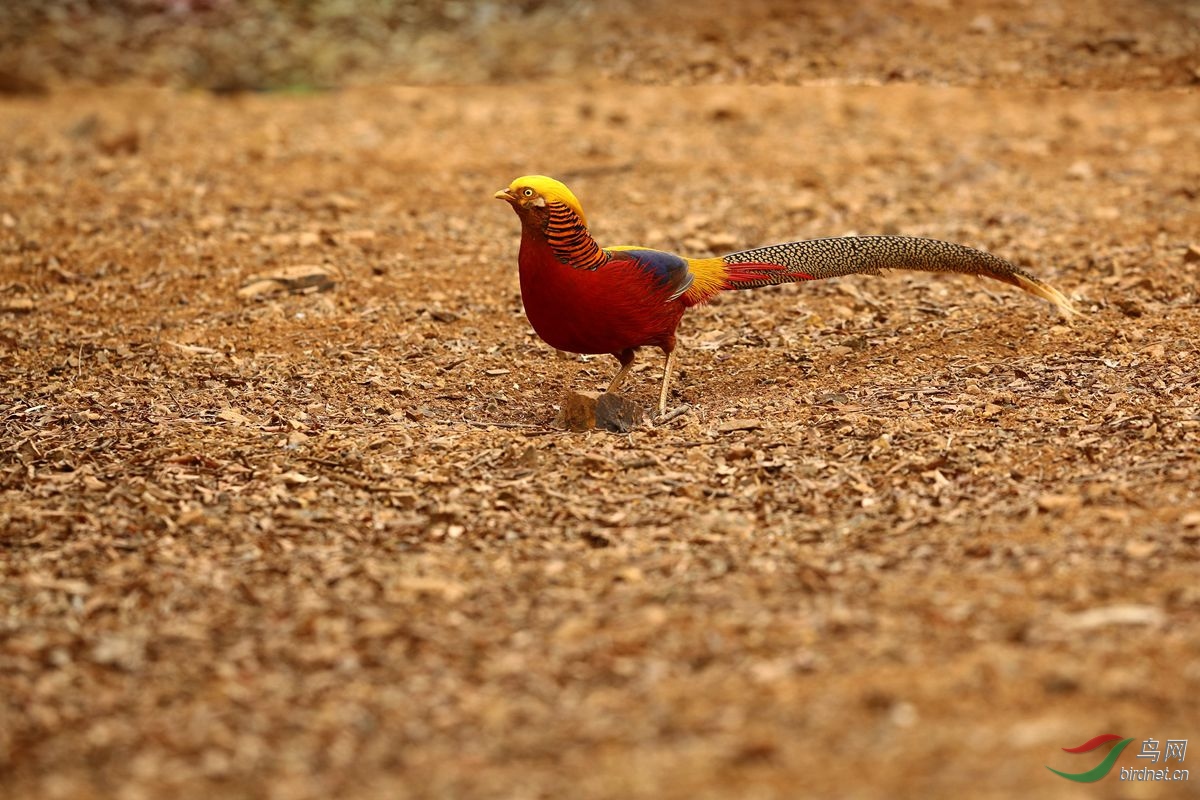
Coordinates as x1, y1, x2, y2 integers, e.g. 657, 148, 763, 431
494, 188, 516, 203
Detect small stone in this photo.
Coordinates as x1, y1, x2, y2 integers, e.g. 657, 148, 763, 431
616, 567, 644, 583
195, 214, 226, 233
707, 106, 741, 123
968, 14, 995, 34
98, 129, 140, 156
1114, 298, 1145, 317
725, 445, 754, 461
890, 702, 919, 728
963, 542, 992, 558
718, 418, 763, 434
1037, 492, 1081, 513
841, 335, 868, 351
325, 193, 359, 211
91, 634, 146, 670
1124, 540, 1157, 559
818, 393, 850, 405
705, 232, 738, 251
2, 296, 34, 313
238, 265, 335, 299
236, 279, 281, 299
1066, 160, 1094, 180
784, 192, 817, 213
261, 233, 295, 247
554, 391, 598, 432
1183, 244, 1200, 264
595, 392, 644, 433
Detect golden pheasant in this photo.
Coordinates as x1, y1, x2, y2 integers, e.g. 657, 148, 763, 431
495, 175, 1074, 415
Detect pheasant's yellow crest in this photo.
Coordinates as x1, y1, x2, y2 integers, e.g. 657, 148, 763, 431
499, 175, 588, 226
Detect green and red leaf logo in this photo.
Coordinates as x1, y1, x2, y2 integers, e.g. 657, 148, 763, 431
1047, 734, 1135, 782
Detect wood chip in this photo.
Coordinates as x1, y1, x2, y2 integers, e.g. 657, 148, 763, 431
237, 265, 335, 298
2, 296, 34, 313
1059, 604, 1166, 631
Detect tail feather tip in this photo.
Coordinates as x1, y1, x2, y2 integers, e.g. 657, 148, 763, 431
1014, 274, 1076, 321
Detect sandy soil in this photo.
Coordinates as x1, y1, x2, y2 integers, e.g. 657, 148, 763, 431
2, 5, 1200, 800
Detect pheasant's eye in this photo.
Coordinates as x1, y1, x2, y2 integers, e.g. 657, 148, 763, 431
522, 188, 534, 197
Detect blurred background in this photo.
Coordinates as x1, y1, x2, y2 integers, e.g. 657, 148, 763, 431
0, 0, 594, 92
1, 0, 1196, 93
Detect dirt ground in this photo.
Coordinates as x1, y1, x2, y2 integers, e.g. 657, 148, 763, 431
3, 3, 1200, 800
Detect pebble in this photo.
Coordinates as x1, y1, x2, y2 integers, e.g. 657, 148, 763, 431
1123, 540, 1157, 559
1114, 298, 1145, 317
553, 391, 643, 433
705, 232, 738, 251
968, 14, 995, 34
2, 297, 35, 313
717, 418, 763, 434
595, 392, 644, 433
1066, 160, 1094, 180
1036, 492, 1081, 513
554, 391, 598, 432
237, 265, 335, 299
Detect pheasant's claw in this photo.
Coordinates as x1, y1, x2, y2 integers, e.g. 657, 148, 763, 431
655, 404, 691, 425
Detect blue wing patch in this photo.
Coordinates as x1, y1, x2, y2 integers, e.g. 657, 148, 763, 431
605, 248, 694, 301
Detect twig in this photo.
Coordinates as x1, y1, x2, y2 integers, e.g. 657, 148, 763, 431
164, 386, 185, 417
296, 456, 409, 494
656, 405, 691, 424
433, 418, 547, 430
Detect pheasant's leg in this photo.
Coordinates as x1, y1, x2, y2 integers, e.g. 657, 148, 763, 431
607, 348, 636, 393
657, 349, 677, 416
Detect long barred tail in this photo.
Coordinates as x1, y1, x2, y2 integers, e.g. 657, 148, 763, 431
721, 235, 1075, 318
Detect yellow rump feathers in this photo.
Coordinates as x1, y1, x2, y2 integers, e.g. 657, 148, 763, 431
681, 257, 729, 306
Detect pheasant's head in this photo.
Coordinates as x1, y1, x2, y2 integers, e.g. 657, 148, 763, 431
494, 175, 587, 227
